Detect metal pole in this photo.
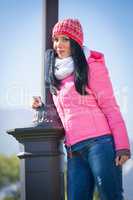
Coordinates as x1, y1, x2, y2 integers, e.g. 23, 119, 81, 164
41, 0, 58, 102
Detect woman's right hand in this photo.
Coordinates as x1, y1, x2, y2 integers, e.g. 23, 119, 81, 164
32, 96, 43, 109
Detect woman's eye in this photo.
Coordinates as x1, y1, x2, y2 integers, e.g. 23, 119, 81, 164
53, 37, 69, 43
53, 38, 58, 42
63, 37, 69, 41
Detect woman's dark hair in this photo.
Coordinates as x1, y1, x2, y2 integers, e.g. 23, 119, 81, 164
50, 38, 89, 95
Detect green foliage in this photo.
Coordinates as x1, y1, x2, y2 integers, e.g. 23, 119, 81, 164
3, 198, 14, 200
0, 154, 20, 188
3, 197, 15, 200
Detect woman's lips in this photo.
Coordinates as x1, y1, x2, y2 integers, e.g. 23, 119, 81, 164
57, 49, 65, 53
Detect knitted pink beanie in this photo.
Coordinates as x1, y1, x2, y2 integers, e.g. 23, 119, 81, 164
52, 18, 83, 47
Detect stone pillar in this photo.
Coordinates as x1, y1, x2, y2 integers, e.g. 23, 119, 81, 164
7, 127, 65, 200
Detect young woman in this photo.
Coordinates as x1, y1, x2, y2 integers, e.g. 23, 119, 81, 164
32, 18, 131, 200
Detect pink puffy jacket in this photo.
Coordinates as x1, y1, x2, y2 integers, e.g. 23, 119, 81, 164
52, 50, 130, 151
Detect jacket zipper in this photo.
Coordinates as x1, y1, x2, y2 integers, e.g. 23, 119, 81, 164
58, 91, 73, 158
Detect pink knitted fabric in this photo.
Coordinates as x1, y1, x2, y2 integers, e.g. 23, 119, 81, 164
52, 18, 83, 47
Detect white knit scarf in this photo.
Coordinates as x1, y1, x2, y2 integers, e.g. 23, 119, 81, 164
54, 46, 90, 80
54, 56, 74, 80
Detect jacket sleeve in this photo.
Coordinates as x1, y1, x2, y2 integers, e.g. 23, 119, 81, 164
89, 54, 130, 151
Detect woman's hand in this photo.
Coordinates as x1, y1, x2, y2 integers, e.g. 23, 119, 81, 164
32, 96, 43, 109
115, 155, 129, 166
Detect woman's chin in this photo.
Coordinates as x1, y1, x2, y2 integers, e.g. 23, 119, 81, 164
57, 54, 70, 59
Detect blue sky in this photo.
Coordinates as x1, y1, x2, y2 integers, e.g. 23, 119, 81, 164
0, 0, 42, 109
0, 0, 133, 149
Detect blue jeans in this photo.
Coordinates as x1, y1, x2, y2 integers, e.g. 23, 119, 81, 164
67, 135, 124, 200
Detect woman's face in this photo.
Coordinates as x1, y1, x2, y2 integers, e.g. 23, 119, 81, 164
53, 35, 71, 59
